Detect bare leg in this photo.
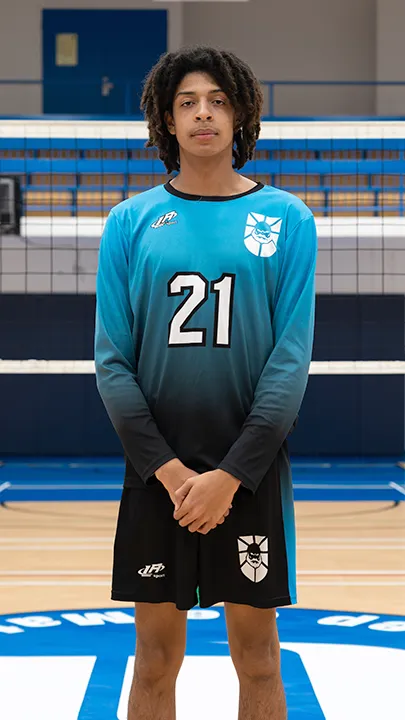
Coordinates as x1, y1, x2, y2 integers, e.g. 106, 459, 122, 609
225, 603, 287, 720
128, 602, 187, 720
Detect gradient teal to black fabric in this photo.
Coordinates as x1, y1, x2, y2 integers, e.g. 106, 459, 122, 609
94, 182, 317, 493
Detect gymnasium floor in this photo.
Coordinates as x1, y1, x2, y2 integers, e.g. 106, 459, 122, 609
0, 458, 404, 719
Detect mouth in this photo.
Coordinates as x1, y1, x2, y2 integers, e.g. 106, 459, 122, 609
192, 129, 218, 137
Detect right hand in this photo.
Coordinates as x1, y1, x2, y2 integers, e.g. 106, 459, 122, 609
155, 459, 232, 532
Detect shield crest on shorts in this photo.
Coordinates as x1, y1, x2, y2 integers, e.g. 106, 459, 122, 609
237, 535, 269, 583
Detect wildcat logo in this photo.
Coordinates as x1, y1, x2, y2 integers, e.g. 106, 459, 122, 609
244, 213, 282, 257
151, 211, 178, 229
238, 535, 268, 582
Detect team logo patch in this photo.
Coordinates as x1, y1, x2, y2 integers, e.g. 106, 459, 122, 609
244, 213, 282, 257
151, 211, 178, 229
238, 535, 268, 582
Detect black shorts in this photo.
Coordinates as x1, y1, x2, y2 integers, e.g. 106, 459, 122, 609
111, 450, 296, 611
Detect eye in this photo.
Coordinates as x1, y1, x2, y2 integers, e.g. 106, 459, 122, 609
213, 99, 226, 105
181, 100, 193, 107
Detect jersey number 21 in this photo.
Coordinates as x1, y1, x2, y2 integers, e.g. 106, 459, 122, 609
168, 272, 235, 348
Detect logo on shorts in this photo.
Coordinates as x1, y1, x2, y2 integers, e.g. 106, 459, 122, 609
237, 535, 268, 583
138, 563, 166, 579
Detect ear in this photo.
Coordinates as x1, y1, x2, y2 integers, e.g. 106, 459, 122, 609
165, 110, 176, 136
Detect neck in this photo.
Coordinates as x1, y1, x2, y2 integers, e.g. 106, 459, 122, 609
171, 147, 253, 197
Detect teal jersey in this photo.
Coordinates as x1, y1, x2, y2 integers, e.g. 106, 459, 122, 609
95, 181, 317, 493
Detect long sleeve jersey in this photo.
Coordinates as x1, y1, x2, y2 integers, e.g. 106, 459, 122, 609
95, 181, 317, 494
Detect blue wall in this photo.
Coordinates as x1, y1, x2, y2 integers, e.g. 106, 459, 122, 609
0, 295, 403, 457
42, 9, 167, 115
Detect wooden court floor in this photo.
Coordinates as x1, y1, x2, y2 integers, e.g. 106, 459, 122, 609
0, 500, 404, 615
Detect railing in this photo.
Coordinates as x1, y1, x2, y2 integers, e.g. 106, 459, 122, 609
261, 80, 405, 118
1, 79, 405, 118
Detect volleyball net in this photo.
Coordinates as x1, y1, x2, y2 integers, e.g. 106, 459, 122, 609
0, 119, 404, 458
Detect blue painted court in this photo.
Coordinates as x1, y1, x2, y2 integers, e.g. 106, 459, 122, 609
1, 457, 404, 502
0, 606, 404, 719
1, 459, 404, 718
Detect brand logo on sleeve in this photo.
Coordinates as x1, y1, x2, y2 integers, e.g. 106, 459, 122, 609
244, 213, 282, 257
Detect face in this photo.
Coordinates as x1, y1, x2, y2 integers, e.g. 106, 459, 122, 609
247, 543, 262, 568
166, 72, 238, 161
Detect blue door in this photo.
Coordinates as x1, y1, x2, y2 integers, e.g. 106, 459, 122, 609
42, 9, 167, 115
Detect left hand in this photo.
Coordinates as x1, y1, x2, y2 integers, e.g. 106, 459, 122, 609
173, 470, 241, 534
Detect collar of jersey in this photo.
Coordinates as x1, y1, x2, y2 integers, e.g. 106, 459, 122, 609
163, 180, 264, 202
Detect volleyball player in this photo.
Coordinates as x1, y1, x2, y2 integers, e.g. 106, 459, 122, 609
95, 45, 317, 720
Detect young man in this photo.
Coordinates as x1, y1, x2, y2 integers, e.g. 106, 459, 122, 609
95, 46, 317, 720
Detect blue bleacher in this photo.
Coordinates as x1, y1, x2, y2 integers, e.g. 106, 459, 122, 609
1, 137, 404, 216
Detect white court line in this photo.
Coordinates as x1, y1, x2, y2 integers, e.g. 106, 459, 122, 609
5, 484, 122, 490
0, 656, 97, 720
0, 537, 113, 542
299, 570, 405, 576
2, 545, 112, 551
0, 581, 110, 587
3, 483, 393, 491
389, 481, 405, 496
0, 461, 395, 469
1, 570, 110, 576
297, 545, 405, 550
2, 463, 124, 469
294, 483, 392, 489
0, 459, 399, 468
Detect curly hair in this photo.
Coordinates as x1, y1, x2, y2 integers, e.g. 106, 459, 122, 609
140, 45, 263, 174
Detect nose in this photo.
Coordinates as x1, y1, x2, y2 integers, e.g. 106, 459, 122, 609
195, 99, 213, 121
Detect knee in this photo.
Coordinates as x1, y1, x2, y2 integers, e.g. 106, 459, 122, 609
231, 641, 281, 682
134, 639, 185, 685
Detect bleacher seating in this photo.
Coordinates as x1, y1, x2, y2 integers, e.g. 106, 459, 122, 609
1, 137, 404, 217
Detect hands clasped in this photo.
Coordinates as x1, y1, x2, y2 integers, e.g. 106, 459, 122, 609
173, 470, 240, 535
